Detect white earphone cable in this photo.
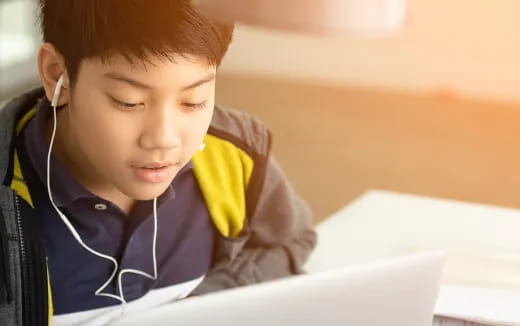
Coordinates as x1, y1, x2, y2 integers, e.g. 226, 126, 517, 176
47, 76, 158, 305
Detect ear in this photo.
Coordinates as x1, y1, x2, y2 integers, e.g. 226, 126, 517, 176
37, 43, 71, 106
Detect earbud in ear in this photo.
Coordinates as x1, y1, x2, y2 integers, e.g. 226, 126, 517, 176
199, 143, 206, 151
51, 74, 65, 107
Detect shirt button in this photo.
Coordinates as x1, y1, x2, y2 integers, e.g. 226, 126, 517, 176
94, 203, 108, 211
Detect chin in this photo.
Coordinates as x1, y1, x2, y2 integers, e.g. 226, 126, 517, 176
122, 182, 171, 201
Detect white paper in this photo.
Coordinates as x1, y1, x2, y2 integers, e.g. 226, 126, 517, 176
435, 285, 520, 326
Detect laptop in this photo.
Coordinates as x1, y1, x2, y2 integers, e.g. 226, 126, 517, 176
111, 251, 445, 326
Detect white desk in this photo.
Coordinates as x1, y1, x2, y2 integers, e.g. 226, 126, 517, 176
305, 190, 520, 326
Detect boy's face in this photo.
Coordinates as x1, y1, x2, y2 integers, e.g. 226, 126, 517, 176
62, 54, 216, 201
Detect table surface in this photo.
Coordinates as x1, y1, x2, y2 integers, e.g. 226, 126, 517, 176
304, 190, 520, 325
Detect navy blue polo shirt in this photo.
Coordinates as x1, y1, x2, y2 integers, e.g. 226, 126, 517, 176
17, 99, 215, 316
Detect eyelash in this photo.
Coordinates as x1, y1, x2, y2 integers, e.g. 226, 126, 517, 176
110, 97, 207, 112
183, 101, 208, 111
111, 97, 142, 110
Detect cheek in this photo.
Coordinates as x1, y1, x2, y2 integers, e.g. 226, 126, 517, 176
71, 96, 135, 164
183, 107, 214, 157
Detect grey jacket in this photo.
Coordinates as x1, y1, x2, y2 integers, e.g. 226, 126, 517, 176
0, 88, 317, 325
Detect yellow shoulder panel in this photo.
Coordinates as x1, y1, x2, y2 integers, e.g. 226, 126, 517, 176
10, 151, 34, 208
10, 107, 37, 208
192, 134, 254, 238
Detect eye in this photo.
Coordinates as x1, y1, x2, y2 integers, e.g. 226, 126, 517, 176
183, 101, 208, 111
109, 96, 143, 110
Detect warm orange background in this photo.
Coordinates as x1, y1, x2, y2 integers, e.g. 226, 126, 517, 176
216, 74, 520, 223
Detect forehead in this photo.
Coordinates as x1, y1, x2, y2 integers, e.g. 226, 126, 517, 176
78, 53, 216, 88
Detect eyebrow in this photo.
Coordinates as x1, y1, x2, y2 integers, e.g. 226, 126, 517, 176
104, 72, 153, 90
181, 73, 216, 91
103, 72, 216, 91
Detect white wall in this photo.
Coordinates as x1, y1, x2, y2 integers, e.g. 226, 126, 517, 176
0, 0, 40, 99
220, 0, 520, 103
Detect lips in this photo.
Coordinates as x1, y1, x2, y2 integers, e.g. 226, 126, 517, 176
132, 161, 176, 183
140, 162, 174, 169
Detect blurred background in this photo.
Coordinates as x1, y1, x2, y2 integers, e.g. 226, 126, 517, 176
2, 0, 520, 223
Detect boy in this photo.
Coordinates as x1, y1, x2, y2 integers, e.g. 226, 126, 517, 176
0, 0, 316, 325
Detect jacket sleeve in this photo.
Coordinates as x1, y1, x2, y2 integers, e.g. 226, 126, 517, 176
191, 155, 317, 295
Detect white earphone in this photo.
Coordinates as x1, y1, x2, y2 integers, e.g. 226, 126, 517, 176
51, 75, 65, 107
47, 74, 158, 309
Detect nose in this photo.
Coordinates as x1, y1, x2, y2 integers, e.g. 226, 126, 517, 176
138, 106, 181, 151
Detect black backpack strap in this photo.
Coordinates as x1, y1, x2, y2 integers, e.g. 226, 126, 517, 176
0, 187, 24, 326
0, 206, 12, 304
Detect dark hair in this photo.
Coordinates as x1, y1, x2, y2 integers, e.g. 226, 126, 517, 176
39, 0, 234, 85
